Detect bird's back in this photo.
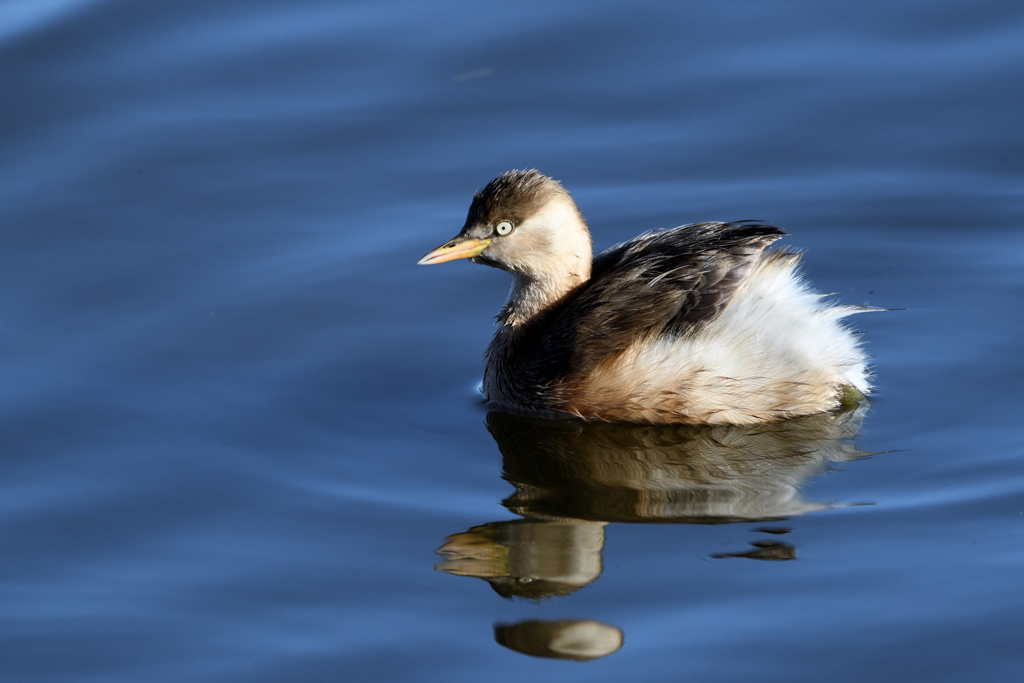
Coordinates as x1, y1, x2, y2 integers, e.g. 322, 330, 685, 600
483, 222, 870, 424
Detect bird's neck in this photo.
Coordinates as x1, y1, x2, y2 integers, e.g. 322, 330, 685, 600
499, 267, 589, 327
493, 195, 594, 328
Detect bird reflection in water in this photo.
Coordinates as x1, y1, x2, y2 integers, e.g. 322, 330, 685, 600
435, 519, 605, 599
711, 539, 797, 561
435, 396, 873, 660
494, 620, 623, 661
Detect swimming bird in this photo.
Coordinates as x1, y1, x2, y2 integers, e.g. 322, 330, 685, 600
419, 170, 871, 424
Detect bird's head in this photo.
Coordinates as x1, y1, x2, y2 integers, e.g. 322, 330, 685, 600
419, 170, 593, 285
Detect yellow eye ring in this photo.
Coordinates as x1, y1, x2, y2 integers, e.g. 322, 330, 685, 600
495, 221, 514, 236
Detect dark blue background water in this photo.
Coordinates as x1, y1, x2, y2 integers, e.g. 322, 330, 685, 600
2, 0, 1023, 680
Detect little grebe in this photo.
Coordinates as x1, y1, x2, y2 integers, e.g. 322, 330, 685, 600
419, 170, 872, 424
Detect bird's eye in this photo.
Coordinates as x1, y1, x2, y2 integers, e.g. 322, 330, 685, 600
495, 221, 514, 236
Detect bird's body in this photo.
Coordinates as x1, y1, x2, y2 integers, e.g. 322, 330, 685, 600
420, 170, 871, 425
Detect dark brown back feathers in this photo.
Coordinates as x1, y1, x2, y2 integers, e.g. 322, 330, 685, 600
492, 221, 785, 399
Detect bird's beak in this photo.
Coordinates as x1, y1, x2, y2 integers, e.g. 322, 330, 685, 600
418, 235, 493, 265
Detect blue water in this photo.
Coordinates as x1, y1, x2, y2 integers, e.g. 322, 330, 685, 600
2, 0, 1023, 680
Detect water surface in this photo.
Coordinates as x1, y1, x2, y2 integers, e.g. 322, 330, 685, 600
1, 1, 1023, 681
